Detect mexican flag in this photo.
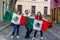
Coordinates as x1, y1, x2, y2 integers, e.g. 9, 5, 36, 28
25, 17, 51, 31
3, 10, 26, 26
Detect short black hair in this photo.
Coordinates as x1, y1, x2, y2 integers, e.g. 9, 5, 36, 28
25, 10, 28, 12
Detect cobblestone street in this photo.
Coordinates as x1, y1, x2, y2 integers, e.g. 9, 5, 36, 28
0, 16, 60, 40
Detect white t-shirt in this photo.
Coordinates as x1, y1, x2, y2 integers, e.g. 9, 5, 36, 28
23, 13, 31, 17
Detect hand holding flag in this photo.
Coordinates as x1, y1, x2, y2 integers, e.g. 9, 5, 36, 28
3, 10, 51, 32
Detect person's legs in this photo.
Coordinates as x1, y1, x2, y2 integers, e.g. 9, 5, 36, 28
11, 24, 17, 38
12, 24, 17, 36
40, 31, 43, 37
25, 27, 30, 38
16, 25, 20, 38
26, 27, 30, 33
28, 29, 33, 36
17, 25, 20, 35
32, 30, 38, 40
40, 31, 43, 39
34, 30, 38, 37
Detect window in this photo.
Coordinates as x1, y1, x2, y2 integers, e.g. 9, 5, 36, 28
44, 0, 48, 1
31, 6, 36, 14
32, 0, 36, 1
44, 6, 48, 14
18, 5, 22, 14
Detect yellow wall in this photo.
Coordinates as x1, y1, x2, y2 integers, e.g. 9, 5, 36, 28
58, 7, 60, 23
0, 0, 2, 21
16, 1, 50, 15
54, 8, 56, 21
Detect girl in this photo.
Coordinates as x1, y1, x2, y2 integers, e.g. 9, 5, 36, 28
32, 12, 43, 40
11, 11, 21, 38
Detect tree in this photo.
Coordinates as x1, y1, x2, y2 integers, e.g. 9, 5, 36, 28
8, 0, 17, 11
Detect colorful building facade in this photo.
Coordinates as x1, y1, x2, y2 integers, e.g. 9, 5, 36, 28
16, 0, 50, 15
50, 0, 60, 23
58, 0, 60, 23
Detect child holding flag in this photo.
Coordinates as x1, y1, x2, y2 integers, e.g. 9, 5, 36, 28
11, 11, 21, 38
32, 12, 43, 40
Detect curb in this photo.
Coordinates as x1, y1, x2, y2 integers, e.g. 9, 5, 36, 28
0, 24, 10, 30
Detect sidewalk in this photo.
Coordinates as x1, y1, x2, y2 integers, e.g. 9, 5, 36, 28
0, 21, 8, 27
43, 15, 60, 39
52, 22, 60, 29
48, 22, 60, 39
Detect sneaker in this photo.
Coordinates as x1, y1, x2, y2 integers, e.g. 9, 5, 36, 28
11, 36, 14, 38
32, 37, 35, 40
41, 37, 43, 40
25, 35, 29, 39
17, 36, 20, 38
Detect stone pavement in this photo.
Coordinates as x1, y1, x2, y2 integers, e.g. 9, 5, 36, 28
0, 21, 8, 27
0, 25, 60, 40
49, 22, 60, 38
52, 22, 60, 28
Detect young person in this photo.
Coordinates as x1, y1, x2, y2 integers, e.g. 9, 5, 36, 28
26, 12, 35, 38
24, 10, 31, 17
24, 10, 31, 38
32, 12, 43, 40
11, 11, 21, 38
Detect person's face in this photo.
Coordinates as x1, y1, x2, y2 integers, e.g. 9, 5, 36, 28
25, 11, 28, 14
37, 13, 41, 17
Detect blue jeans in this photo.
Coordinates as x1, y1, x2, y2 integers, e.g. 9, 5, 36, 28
12, 24, 20, 36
